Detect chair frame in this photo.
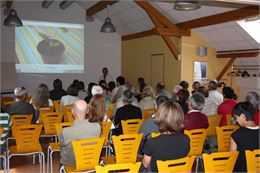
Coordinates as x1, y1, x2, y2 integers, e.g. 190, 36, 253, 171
216, 125, 238, 152
95, 162, 141, 173
121, 119, 144, 134
245, 149, 260, 172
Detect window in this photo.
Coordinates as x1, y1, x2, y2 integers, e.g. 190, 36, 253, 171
237, 17, 260, 43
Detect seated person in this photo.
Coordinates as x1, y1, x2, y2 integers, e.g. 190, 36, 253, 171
31, 83, 54, 109
176, 89, 190, 115
59, 100, 101, 167
139, 86, 156, 110
184, 93, 209, 130
0, 112, 12, 151
114, 90, 142, 135
60, 84, 79, 109
230, 101, 259, 172
49, 79, 66, 100
155, 82, 171, 99
246, 92, 259, 126
5, 87, 37, 123
77, 81, 88, 100
142, 101, 190, 172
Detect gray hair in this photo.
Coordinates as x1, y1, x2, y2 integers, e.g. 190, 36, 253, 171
122, 90, 134, 104
246, 92, 259, 109
189, 93, 205, 111
208, 80, 218, 90
14, 87, 27, 98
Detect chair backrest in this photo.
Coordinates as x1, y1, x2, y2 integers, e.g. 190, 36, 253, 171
157, 156, 195, 173
203, 151, 238, 173
0, 128, 4, 137
72, 137, 105, 172
121, 119, 144, 134
53, 100, 61, 112
12, 124, 43, 152
216, 125, 238, 152
207, 114, 222, 137
101, 121, 112, 145
62, 104, 72, 113
226, 114, 232, 126
55, 122, 73, 135
151, 132, 161, 138
3, 101, 13, 106
112, 134, 143, 164
184, 129, 207, 156
42, 112, 63, 135
245, 149, 260, 173
1, 97, 14, 106
63, 112, 74, 122
24, 96, 32, 103
39, 106, 55, 124
142, 108, 156, 121
11, 114, 33, 126
95, 162, 141, 173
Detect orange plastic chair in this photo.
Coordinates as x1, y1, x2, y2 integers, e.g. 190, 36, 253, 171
62, 104, 72, 113
203, 151, 238, 173
53, 100, 61, 112
63, 112, 74, 122
3, 101, 13, 107
25, 96, 32, 103
226, 114, 232, 125
96, 162, 141, 173
157, 156, 195, 173
184, 129, 207, 172
121, 119, 144, 134
207, 115, 222, 137
60, 137, 105, 172
216, 125, 238, 152
8, 124, 44, 173
101, 121, 113, 156
0, 128, 7, 173
38, 106, 55, 124
245, 149, 260, 173
142, 108, 155, 121
11, 114, 33, 126
151, 132, 161, 138
41, 112, 63, 136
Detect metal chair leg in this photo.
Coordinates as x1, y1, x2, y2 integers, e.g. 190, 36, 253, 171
41, 152, 45, 173
50, 150, 54, 173
195, 157, 199, 173
47, 146, 50, 173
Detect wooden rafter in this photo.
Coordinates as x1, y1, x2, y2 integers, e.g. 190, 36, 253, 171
86, 0, 119, 16
122, 29, 156, 41
217, 49, 260, 58
216, 58, 237, 81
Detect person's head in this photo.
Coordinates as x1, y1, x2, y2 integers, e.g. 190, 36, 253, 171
154, 100, 184, 133
122, 90, 134, 104
232, 101, 256, 127
108, 81, 116, 92
99, 80, 107, 90
208, 80, 218, 91
222, 87, 236, 99
88, 94, 105, 123
246, 92, 259, 110
78, 81, 85, 91
179, 81, 189, 90
31, 83, 50, 109
189, 93, 205, 111
197, 86, 209, 98
67, 84, 78, 96
192, 81, 201, 91
156, 82, 165, 93
73, 79, 80, 89
91, 85, 103, 96
155, 95, 169, 110
142, 86, 155, 98
14, 87, 27, 101
176, 89, 190, 102
172, 85, 183, 96
53, 79, 62, 90
87, 82, 97, 96
102, 67, 108, 76
72, 99, 88, 121
137, 77, 146, 91
116, 76, 125, 86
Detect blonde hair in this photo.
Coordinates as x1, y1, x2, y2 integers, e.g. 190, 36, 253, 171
154, 100, 184, 133
31, 83, 50, 109
142, 86, 155, 98
87, 94, 106, 123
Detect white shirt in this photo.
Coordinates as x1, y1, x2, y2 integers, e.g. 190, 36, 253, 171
139, 96, 156, 110
208, 90, 223, 106
77, 90, 88, 100
60, 95, 78, 107
202, 96, 219, 116
98, 74, 114, 83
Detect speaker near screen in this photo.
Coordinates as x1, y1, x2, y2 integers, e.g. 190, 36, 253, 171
15, 20, 84, 73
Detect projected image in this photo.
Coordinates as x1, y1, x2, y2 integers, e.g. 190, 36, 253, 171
15, 20, 84, 73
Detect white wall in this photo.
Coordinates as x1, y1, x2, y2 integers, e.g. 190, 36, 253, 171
0, 1, 121, 95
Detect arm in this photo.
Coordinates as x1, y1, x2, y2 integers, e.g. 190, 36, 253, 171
229, 137, 237, 152
142, 154, 151, 168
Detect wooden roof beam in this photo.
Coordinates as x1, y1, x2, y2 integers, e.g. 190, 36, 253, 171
216, 58, 237, 81
86, 0, 119, 16
217, 49, 260, 58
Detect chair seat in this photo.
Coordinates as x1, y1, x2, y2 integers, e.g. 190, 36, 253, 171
64, 165, 77, 172
9, 144, 42, 154
49, 142, 60, 151
101, 156, 116, 165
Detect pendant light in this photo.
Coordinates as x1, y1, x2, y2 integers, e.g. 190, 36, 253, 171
100, 5, 116, 33
174, 0, 201, 11
4, 8, 23, 27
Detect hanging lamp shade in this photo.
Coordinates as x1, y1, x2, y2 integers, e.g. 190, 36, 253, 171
4, 9, 23, 27
174, 0, 201, 11
100, 17, 116, 33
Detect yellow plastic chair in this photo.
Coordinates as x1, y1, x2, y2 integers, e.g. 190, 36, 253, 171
8, 124, 44, 173
157, 156, 195, 173
151, 132, 161, 138
96, 162, 141, 173
3, 101, 13, 107
216, 125, 238, 152
101, 121, 113, 156
226, 114, 232, 125
38, 106, 55, 124
121, 119, 144, 134
0, 128, 7, 173
60, 137, 105, 173
142, 108, 156, 121
41, 112, 63, 136
245, 149, 260, 173
47, 122, 73, 173
203, 151, 238, 173
25, 96, 32, 103
63, 112, 74, 122
11, 114, 33, 126
62, 104, 72, 113
53, 100, 61, 112
207, 114, 222, 137
184, 129, 207, 172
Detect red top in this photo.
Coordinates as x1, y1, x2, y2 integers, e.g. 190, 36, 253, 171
254, 110, 259, 126
184, 111, 209, 130
217, 99, 237, 126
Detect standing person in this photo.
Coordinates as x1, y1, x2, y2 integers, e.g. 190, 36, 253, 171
77, 81, 88, 100
49, 79, 66, 100
31, 83, 54, 110
142, 101, 190, 172
218, 87, 237, 126
98, 67, 114, 83
207, 80, 223, 110
5, 87, 37, 123
230, 102, 259, 172
246, 92, 259, 126
59, 100, 101, 167
155, 82, 171, 99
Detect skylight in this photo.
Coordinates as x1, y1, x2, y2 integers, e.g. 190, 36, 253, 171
237, 17, 260, 43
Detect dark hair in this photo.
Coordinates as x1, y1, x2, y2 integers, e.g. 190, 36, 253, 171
155, 95, 169, 107
232, 102, 256, 121
177, 89, 190, 102
222, 87, 236, 99
67, 84, 78, 96
138, 77, 146, 92
53, 79, 62, 90
116, 76, 125, 86
78, 81, 85, 90
179, 81, 189, 90
122, 90, 134, 104
108, 81, 116, 92
99, 80, 107, 90
156, 82, 165, 91
73, 79, 80, 89
197, 86, 209, 98
208, 80, 218, 90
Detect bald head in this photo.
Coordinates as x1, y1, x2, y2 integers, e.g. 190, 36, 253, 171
72, 100, 88, 120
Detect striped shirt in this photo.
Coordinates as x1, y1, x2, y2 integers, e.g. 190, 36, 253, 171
0, 113, 12, 147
